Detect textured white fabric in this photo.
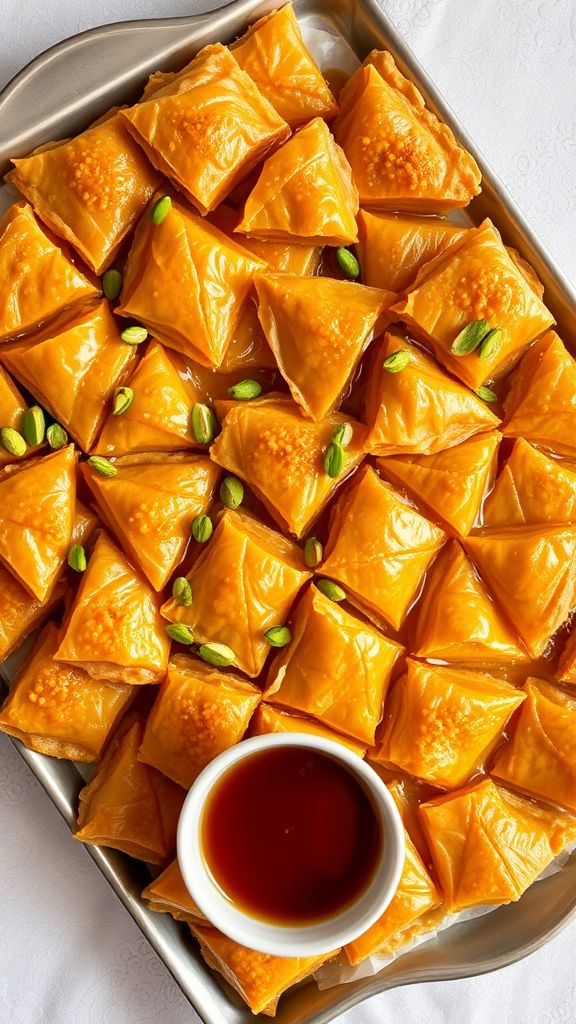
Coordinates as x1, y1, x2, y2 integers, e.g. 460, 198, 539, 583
1, 0, 576, 1021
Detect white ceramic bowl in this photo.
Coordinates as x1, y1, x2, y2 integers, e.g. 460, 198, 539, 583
177, 732, 405, 956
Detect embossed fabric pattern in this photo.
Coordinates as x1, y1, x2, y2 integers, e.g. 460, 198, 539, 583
1, 0, 576, 1022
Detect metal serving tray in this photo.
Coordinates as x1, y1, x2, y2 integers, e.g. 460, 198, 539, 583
1, 1, 576, 1021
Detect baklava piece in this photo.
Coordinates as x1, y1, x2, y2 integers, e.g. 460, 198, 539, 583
483, 438, 576, 528
502, 331, 576, 456
249, 703, 366, 756
357, 209, 465, 292
142, 859, 206, 924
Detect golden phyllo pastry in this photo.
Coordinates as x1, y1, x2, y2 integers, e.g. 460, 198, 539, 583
8, 112, 161, 273
413, 540, 528, 663
70, 499, 100, 549
0, 623, 133, 761
81, 453, 220, 590
249, 703, 367, 756
503, 331, 576, 456
492, 678, 576, 813
376, 659, 525, 788
321, 465, 445, 630
420, 778, 576, 912
210, 395, 366, 537
120, 44, 289, 214
254, 272, 393, 419
116, 196, 265, 367
142, 859, 207, 924
357, 209, 465, 292
378, 431, 500, 536
236, 117, 359, 244
557, 628, 576, 685
0, 366, 28, 464
364, 334, 500, 456
56, 530, 170, 684
344, 830, 440, 965
466, 526, 576, 657
483, 438, 576, 528
191, 924, 335, 1016
2, 300, 137, 451
0, 202, 98, 344
0, 566, 65, 663
332, 52, 481, 212
230, 4, 337, 126
391, 220, 554, 389
75, 713, 186, 863
138, 654, 261, 788
265, 584, 402, 744
209, 202, 321, 275
0, 444, 76, 601
161, 510, 310, 678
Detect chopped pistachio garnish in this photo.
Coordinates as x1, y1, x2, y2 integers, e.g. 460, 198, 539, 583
172, 576, 192, 607
324, 441, 344, 478
475, 385, 498, 403
264, 625, 292, 647
46, 423, 68, 449
0, 426, 26, 457
102, 268, 122, 301
335, 246, 360, 280
88, 455, 117, 478
478, 327, 504, 361
22, 406, 45, 446
220, 475, 244, 510
192, 514, 213, 543
331, 422, 353, 448
316, 578, 346, 602
303, 536, 323, 569
68, 544, 87, 573
198, 641, 235, 667
191, 403, 217, 445
383, 350, 410, 373
120, 324, 148, 345
112, 386, 134, 416
450, 319, 490, 356
151, 195, 172, 225
227, 379, 263, 401
166, 623, 195, 645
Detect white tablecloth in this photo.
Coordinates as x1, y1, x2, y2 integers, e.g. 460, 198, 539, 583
1, 1, 575, 1021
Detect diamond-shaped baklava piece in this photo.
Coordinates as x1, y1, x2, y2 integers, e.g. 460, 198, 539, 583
483, 437, 576, 528
138, 654, 261, 788
357, 209, 465, 292
265, 584, 402, 744
8, 112, 161, 273
502, 331, 576, 456
120, 44, 289, 214
161, 510, 310, 678
321, 465, 445, 630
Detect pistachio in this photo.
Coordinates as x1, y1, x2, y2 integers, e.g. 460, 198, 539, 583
316, 578, 346, 602
227, 379, 263, 401
324, 441, 344, 478
165, 623, 195, 645
120, 324, 148, 345
0, 427, 26, 457
191, 403, 217, 445
220, 475, 244, 509
22, 406, 45, 446
68, 544, 87, 573
191, 514, 213, 543
450, 319, 490, 356
335, 246, 360, 279
88, 455, 117, 478
303, 536, 323, 569
46, 423, 68, 449
172, 576, 192, 606
475, 385, 498, 404
478, 327, 504, 361
112, 386, 134, 416
151, 195, 172, 225
264, 625, 292, 647
198, 641, 235, 667
102, 268, 122, 301
331, 422, 353, 448
383, 349, 410, 373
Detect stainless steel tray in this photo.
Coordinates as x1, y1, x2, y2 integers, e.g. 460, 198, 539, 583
2, 1, 576, 1021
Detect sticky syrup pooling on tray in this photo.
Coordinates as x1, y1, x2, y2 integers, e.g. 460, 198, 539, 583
1, 1, 576, 1015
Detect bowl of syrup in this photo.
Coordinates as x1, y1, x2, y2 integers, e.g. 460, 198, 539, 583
177, 733, 405, 956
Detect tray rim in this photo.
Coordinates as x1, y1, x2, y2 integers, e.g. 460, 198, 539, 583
2, 0, 576, 1021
